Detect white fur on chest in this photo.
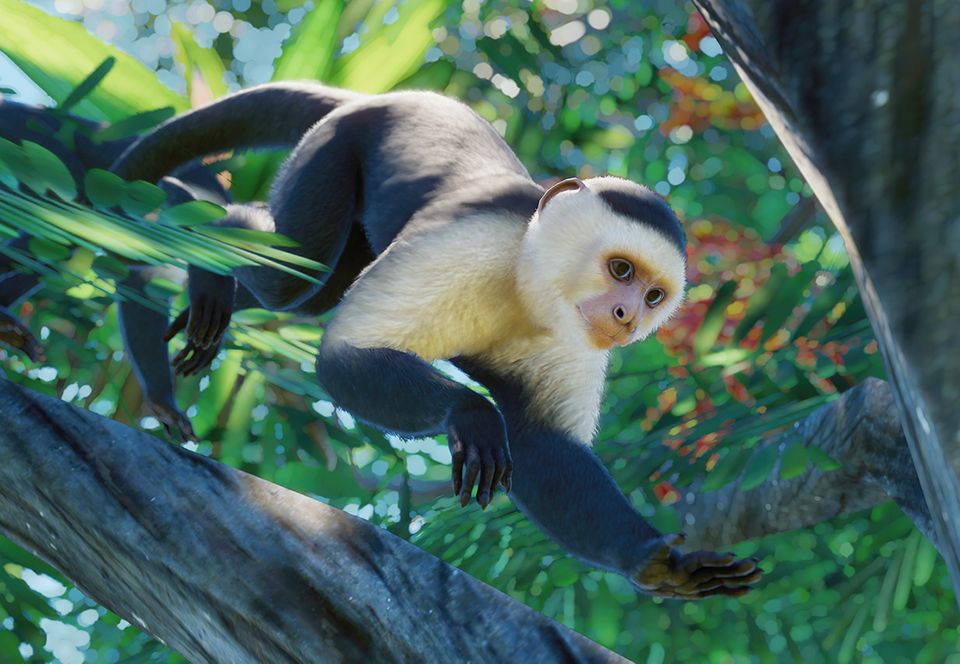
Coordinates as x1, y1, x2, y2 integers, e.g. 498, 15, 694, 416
479, 337, 609, 443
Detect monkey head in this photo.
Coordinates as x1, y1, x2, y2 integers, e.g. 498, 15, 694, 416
518, 176, 687, 350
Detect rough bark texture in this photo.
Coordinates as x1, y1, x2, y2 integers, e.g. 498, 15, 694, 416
694, 0, 960, 600
0, 380, 624, 664
674, 378, 933, 550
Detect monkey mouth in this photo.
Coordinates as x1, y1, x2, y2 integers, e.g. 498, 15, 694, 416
577, 307, 628, 348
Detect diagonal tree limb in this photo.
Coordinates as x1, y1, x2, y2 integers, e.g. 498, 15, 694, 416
0, 379, 624, 664
669, 378, 933, 550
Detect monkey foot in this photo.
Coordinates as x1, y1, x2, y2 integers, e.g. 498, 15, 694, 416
148, 398, 197, 442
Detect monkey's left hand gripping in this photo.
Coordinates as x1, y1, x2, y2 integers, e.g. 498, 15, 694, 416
630, 533, 762, 600
164, 266, 236, 376
0, 306, 44, 362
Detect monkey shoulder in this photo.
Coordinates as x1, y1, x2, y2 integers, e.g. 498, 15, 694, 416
325, 212, 533, 360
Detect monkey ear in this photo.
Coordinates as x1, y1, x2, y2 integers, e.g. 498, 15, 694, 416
537, 177, 587, 216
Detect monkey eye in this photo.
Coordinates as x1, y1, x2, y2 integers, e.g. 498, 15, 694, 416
645, 288, 666, 307
608, 258, 634, 282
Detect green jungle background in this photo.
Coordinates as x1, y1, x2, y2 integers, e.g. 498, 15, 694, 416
0, 0, 956, 662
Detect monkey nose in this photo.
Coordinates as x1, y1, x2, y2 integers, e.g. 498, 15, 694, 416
612, 305, 636, 326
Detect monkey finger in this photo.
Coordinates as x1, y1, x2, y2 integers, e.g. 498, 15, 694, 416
680, 565, 762, 595
164, 308, 190, 341
182, 344, 218, 376
199, 304, 224, 348
211, 306, 231, 347
680, 550, 739, 573
188, 298, 213, 347
666, 532, 686, 548
501, 455, 513, 493
475, 452, 495, 509
459, 448, 481, 507
697, 585, 751, 599
172, 344, 194, 372
175, 414, 197, 442
700, 568, 763, 592
491, 450, 506, 496
204, 307, 224, 348
683, 558, 758, 586
450, 447, 465, 497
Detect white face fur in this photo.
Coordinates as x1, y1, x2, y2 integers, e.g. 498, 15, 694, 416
516, 177, 686, 349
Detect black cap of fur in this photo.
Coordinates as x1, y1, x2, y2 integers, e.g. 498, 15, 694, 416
589, 178, 686, 253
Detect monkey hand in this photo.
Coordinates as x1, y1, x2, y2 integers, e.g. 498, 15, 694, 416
0, 306, 45, 363
164, 267, 236, 376
445, 398, 513, 509
146, 396, 196, 442
630, 533, 762, 600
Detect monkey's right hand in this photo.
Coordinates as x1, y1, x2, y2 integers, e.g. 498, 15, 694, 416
445, 397, 513, 509
630, 533, 762, 600
164, 267, 237, 376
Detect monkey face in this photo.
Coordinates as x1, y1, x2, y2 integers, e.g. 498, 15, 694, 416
519, 177, 686, 349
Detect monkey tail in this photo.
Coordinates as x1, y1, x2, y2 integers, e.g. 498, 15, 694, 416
111, 82, 363, 183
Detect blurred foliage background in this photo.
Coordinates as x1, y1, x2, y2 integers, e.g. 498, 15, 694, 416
0, 0, 957, 662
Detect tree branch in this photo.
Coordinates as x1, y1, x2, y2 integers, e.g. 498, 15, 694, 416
671, 378, 933, 550
693, 0, 960, 600
0, 380, 623, 664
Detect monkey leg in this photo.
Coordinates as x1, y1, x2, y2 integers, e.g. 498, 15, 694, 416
229, 116, 363, 311
118, 264, 196, 440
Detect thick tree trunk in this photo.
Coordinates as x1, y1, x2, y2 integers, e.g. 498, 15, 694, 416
693, 0, 960, 601
0, 380, 623, 664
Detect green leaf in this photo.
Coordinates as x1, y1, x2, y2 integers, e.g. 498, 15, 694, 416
0, 0, 186, 121
232, 308, 283, 325
193, 350, 243, 438
27, 236, 70, 261
144, 276, 182, 300
273, 461, 360, 497
20, 141, 77, 200
220, 370, 264, 466
739, 444, 779, 491
547, 557, 581, 588
84, 168, 127, 209
274, 0, 344, 82
331, 0, 447, 93
758, 262, 819, 344
701, 446, 750, 491
159, 200, 227, 226
394, 60, 455, 91
278, 324, 324, 342
912, 538, 938, 587
693, 280, 736, 355
59, 56, 115, 112
120, 180, 167, 217
733, 263, 788, 342
195, 226, 300, 248
92, 107, 177, 143
807, 445, 842, 471
779, 442, 811, 481
171, 22, 228, 100
92, 254, 130, 281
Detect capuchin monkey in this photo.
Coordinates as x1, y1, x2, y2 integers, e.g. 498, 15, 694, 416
114, 83, 760, 599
